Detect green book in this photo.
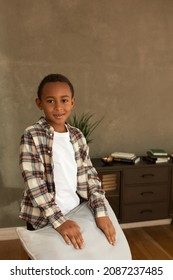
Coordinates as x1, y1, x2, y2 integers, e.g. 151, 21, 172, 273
149, 148, 168, 156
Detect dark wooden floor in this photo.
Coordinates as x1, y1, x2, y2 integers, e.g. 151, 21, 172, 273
0, 224, 173, 260
123, 224, 173, 260
0, 239, 28, 260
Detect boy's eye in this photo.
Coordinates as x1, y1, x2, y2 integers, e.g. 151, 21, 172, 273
62, 99, 69, 103
47, 100, 54, 103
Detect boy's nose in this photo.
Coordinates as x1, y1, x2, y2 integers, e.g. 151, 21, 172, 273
54, 102, 62, 110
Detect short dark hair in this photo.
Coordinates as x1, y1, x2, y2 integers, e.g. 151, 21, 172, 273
37, 74, 74, 99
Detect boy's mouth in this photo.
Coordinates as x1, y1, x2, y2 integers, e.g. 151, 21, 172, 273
53, 113, 65, 119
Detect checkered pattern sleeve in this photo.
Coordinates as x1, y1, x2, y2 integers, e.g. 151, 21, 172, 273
19, 131, 67, 228
86, 151, 108, 218
78, 134, 108, 218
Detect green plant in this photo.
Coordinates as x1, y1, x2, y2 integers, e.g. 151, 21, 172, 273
68, 112, 103, 144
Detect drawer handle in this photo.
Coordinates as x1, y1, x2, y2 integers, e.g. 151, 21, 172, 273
140, 209, 152, 214
141, 191, 154, 196
141, 174, 155, 178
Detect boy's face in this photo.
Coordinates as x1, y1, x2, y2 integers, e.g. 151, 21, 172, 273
35, 82, 75, 132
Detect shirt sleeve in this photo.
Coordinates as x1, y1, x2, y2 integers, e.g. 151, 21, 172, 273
79, 135, 108, 218
19, 131, 67, 229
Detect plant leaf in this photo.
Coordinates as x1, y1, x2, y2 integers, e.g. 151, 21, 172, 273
68, 112, 103, 144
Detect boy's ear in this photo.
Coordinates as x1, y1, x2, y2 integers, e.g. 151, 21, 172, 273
71, 97, 75, 107
35, 98, 43, 110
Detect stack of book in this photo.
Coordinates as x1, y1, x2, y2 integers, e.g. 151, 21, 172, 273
145, 148, 170, 163
111, 152, 140, 164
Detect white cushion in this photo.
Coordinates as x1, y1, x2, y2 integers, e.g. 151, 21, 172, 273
16, 200, 131, 260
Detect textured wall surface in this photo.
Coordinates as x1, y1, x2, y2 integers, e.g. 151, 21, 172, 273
0, 0, 173, 227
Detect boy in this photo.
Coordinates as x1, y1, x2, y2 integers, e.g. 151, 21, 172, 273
19, 74, 116, 250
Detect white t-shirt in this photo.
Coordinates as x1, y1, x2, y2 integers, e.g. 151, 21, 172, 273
52, 130, 80, 215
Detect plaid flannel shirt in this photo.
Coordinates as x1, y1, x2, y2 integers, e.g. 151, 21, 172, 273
19, 117, 107, 229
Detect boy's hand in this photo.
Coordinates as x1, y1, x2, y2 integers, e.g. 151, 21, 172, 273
55, 220, 84, 249
95, 216, 116, 245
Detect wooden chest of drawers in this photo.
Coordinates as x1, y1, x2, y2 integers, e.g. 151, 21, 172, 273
92, 158, 172, 223
121, 165, 171, 222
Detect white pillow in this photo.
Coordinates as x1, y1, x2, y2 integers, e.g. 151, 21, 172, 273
16, 200, 131, 260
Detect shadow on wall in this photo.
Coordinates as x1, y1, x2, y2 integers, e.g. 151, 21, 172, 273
0, 186, 25, 228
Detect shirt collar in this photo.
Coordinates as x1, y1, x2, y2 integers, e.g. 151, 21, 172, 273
36, 117, 74, 135
37, 116, 54, 133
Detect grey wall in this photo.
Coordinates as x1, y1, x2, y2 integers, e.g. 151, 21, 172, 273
1, 0, 173, 227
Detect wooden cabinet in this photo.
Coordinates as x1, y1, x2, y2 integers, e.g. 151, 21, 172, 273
92, 158, 172, 223
121, 166, 171, 222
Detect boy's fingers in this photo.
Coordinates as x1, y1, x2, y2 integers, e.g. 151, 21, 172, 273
103, 227, 116, 246
76, 234, 84, 249
71, 232, 84, 249
64, 234, 84, 249
110, 228, 116, 245
70, 236, 80, 249
63, 234, 71, 245
109, 232, 116, 245
56, 220, 84, 249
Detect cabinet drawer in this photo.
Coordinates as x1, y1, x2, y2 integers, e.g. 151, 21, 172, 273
122, 202, 169, 222
124, 166, 169, 184
123, 184, 169, 204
